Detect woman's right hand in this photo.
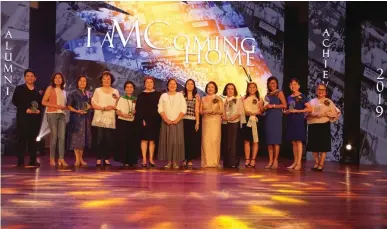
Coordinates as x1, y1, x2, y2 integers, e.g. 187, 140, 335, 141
77, 110, 87, 115
164, 118, 172, 125
143, 120, 146, 126
57, 105, 67, 110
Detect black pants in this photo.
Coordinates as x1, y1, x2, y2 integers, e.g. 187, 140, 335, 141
221, 122, 240, 167
183, 119, 200, 161
116, 119, 138, 165
17, 130, 38, 164
95, 127, 114, 160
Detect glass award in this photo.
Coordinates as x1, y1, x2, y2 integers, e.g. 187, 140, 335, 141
289, 101, 295, 111
264, 95, 270, 106
31, 101, 38, 112
82, 102, 89, 112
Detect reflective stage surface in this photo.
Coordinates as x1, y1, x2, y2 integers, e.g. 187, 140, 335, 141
2, 156, 387, 229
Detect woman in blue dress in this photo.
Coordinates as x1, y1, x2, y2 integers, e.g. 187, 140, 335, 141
284, 79, 312, 171
67, 75, 92, 166
263, 76, 287, 169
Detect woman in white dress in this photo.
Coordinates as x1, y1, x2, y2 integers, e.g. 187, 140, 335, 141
91, 71, 119, 166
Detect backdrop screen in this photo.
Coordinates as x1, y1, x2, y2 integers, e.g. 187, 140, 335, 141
360, 21, 387, 165
308, 1, 345, 161
55, 1, 284, 96
1, 1, 30, 153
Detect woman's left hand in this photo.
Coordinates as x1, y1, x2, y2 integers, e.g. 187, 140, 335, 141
172, 118, 180, 124
195, 123, 199, 131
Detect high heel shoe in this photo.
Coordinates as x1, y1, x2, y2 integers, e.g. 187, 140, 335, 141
96, 160, 102, 167
80, 159, 88, 166
50, 159, 56, 166
141, 163, 147, 168
104, 160, 111, 166
287, 163, 296, 169
248, 159, 256, 168
244, 159, 251, 168
58, 159, 68, 167
149, 162, 156, 168
264, 162, 273, 169
316, 164, 324, 172
294, 164, 302, 171
271, 161, 278, 169
164, 163, 172, 169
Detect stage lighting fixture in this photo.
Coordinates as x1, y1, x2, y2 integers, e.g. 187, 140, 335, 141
345, 144, 352, 151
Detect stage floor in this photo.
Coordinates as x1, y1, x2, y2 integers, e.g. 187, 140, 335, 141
1, 156, 387, 229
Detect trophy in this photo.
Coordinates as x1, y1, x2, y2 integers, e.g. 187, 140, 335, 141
128, 107, 134, 119
81, 102, 89, 113
31, 101, 38, 112
264, 95, 270, 107
289, 101, 295, 111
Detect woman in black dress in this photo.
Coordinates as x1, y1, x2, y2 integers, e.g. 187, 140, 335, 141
135, 76, 161, 167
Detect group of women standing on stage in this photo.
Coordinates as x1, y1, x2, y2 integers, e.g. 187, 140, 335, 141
12, 69, 341, 172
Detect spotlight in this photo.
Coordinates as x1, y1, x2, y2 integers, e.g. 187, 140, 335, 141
345, 144, 352, 151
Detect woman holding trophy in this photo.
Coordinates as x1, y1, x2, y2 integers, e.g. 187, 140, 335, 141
306, 83, 341, 171
12, 69, 43, 167
283, 79, 312, 171
200, 81, 224, 168
67, 75, 92, 166
116, 81, 138, 167
242, 82, 263, 168
221, 83, 244, 168
91, 71, 120, 166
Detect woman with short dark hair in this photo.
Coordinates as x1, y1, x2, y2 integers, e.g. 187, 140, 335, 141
158, 79, 187, 168
116, 81, 138, 167
91, 71, 119, 166
200, 81, 224, 168
135, 76, 162, 167
284, 78, 312, 171
221, 83, 244, 168
12, 69, 42, 167
67, 75, 92, 166
242, 82, 263, 168
262, 76, 287, 169
42, 72, 68, 166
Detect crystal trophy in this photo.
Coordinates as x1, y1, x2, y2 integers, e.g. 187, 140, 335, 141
31, 101, 38, 112
289, 101, 295, 111
82, 102, 89, 112
264, 95, 270, 107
